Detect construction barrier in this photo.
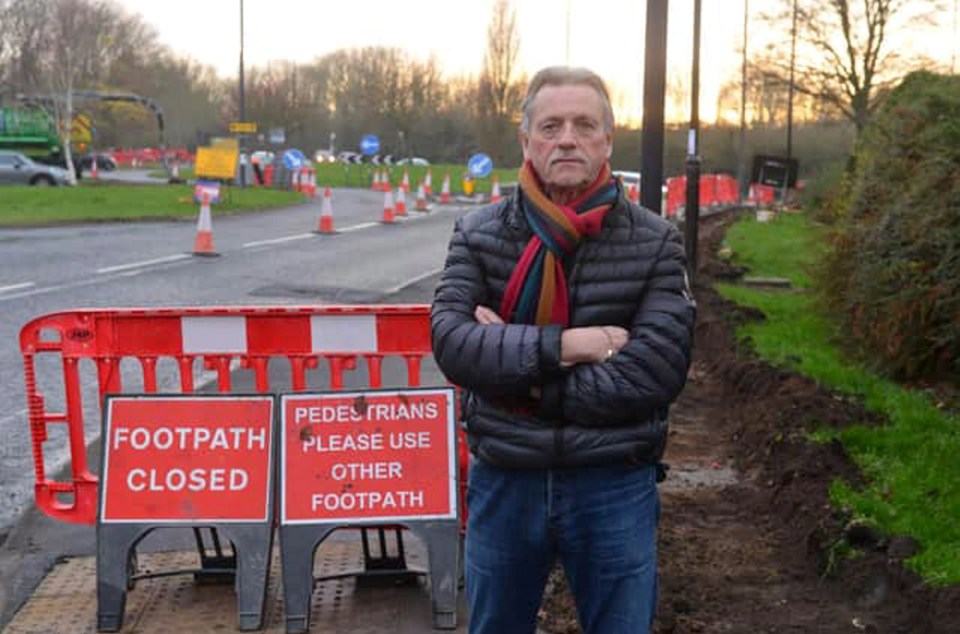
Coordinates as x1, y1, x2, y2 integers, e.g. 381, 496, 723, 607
19, 304, 465, 630
749, 183, 777, 206
664, 173, 742, 217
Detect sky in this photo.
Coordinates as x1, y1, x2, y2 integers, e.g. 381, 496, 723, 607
116, 0, 957, 125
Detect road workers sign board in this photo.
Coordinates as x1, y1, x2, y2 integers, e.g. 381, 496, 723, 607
70, 113, 93, 143
229, 121, 257, 134
280, 388, 457, 524
195, 145, 239, 179
100, 395, 275, 523
193, 179, 222, 204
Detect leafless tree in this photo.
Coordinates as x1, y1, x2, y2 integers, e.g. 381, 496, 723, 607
43, 0, 118, 181
477, 0, 525, 163
758, 0, 944, 136
0, 0, 51, 97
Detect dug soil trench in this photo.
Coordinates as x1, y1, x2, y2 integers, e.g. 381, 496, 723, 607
538, 210, 960, 634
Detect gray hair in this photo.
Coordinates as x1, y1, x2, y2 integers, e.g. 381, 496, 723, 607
520, 66, 615, 135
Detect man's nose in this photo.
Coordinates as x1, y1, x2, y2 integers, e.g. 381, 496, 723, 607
557, 123, 578, 146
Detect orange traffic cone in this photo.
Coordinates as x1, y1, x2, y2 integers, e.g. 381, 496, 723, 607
424, 169, 433, 196
380, 169, 391, 192
491, 177, 502, 203
90, 155, 99, 180
415, 182, 429, 211
439, 173, 451, 204
193, 194, 218, 256
381, 189, 396, 224
395, 187, 407, 216
316, 187, 335, 233
401, 170, 410, 193
308, 169, 317, 197
371, 170, 380, 191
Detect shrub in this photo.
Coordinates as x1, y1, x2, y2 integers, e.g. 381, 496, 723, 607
818, 72, 960, 380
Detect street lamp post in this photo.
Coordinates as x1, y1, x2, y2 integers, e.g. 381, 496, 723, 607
786, 0, 798, 159
239, 0, 246, 125
640, 0, 669, 215
684, 0, 702, 281
738, 0, 749, 202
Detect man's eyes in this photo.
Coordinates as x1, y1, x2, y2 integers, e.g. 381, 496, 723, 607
538, 120, 598, 137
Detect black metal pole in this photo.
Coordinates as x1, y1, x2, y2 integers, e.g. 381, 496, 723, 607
684, 0, 702, 281
239, 0, 246, 124
786, 0, 797, 159
737, 0, 749, 202
641, 0, 669, 215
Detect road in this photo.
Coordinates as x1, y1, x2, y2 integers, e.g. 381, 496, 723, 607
0, 189, 469, 533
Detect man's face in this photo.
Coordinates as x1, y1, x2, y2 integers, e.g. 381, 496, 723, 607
520, 84, 613, 194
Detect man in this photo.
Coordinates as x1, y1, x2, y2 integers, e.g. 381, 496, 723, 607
431, 66, 695, 634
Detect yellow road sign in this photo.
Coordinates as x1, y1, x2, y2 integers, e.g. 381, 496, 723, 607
71, 114, 92, 143
229, 122, 257, 134
195, 146, 239, 180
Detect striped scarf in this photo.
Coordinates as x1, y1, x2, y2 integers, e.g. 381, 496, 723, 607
499, 161, 619, 326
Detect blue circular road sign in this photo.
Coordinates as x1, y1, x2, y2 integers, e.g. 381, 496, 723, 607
359, 134, 381, 156
282, 148, 307, 169
467, 153, 493, 178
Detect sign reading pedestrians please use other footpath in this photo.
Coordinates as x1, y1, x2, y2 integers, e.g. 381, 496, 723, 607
281, 388, 457, 524
100, 395, 275, 523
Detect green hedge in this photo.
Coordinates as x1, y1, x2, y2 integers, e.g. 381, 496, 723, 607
818, 72, 960, 380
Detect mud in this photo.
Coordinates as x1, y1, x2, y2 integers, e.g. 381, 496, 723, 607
538, 210, 960, 634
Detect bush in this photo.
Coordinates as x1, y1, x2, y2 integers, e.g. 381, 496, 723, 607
818, 71, 960, 381
800, 159, 850, 224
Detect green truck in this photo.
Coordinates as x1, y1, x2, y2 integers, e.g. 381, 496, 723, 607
1, 93, 168, 179
0, 104, 73, 173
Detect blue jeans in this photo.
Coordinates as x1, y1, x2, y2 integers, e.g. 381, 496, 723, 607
465, 458, 660, 634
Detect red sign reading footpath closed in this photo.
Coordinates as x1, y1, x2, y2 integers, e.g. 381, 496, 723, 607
281, 389, 456, 524
101, 395, 275, 523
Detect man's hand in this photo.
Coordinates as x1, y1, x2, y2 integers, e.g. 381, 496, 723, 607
560, 326, 629, 367
474, 305, 505, 325
474, 305, 628, 367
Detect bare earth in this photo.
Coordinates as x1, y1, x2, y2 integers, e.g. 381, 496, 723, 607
538, 211, 960, 634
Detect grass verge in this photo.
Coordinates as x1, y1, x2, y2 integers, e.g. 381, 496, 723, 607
717, 211, 960, 585
0, 184, 305, 226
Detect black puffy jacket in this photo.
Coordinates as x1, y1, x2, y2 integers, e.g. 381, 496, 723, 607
431, 187, 696, 469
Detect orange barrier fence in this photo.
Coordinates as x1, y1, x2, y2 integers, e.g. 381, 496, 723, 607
663, 173, 742, 217
19, 305, 467, 527
748, 183, 777, 206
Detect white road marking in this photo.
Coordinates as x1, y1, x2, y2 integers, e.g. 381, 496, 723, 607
96, 253, 191, 274
385, 267, 444, 295
338, 222, 378, 233
0, 282, 35, 294
0, 260, 192, 303
242, 233, 314, 248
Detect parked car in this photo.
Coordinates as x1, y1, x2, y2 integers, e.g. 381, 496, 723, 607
0, 150, 73, 186
78, 153, 118, 171
314, 150, 336, 164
